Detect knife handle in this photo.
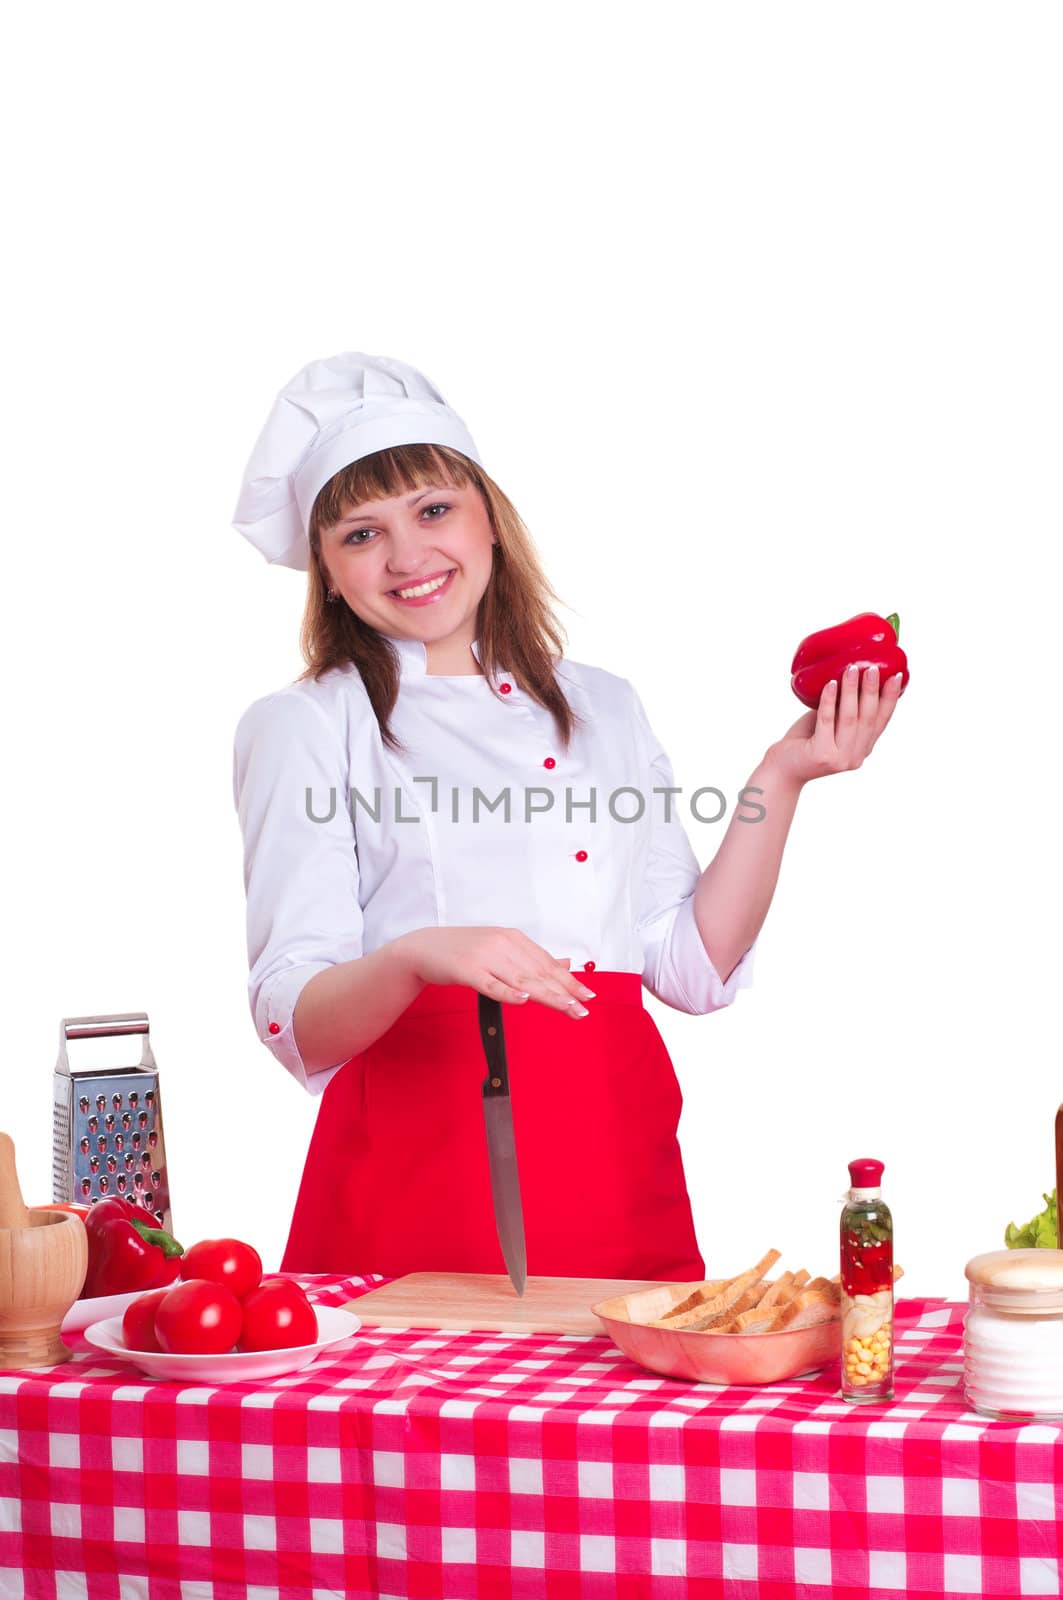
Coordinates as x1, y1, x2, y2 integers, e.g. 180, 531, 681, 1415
478, 995, 510, 1099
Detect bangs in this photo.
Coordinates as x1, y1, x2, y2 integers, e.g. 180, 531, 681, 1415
312, 444, 476, 534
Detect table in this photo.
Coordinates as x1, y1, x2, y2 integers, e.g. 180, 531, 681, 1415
2, 1279, 1062, 1599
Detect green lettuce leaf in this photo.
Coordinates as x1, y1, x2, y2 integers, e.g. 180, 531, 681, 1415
1005, 1189, 1058, 1249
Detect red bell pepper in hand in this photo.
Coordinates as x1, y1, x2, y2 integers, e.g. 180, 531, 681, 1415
791, 611, 910, 709
81, 1196, 184, 1298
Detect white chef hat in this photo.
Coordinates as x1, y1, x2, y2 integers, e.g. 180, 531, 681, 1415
232, 351, 484, 571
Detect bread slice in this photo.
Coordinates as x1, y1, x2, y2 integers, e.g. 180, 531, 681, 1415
655, 1250, 781, 1331
733, 1306, 779, 1334
755, 1271, 795, 1310
677, 1281, 770, 1332
659, 1279, 731, 1321
769, 1288, 839, 1333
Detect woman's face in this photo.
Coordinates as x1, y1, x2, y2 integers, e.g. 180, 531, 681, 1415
320, 479, 496, 648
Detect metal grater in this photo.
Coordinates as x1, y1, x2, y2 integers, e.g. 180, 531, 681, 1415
53, 1012, 173, 1235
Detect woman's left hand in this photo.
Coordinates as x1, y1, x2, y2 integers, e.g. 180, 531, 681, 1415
764, 663, 904, 789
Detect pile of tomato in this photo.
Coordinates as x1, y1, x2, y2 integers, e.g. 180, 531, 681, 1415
121, 1237, 318, 1355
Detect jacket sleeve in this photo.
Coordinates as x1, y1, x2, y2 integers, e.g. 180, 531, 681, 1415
232, 689, 364, 1096
629, 682, 757, 1015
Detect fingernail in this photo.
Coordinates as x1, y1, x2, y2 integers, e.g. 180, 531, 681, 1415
846, 662, 859, 677
578, 987, 596, 999
570, 1003, 590, 1017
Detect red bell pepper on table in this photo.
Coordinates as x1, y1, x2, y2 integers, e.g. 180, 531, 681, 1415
791, 611, 910, 709
81, 1197, 184, 1298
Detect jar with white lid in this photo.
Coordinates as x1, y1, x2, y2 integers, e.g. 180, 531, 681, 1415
963, 1248, 1063, 1420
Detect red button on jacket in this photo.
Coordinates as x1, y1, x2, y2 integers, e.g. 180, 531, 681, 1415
543, 757, 556, 769
575, 850, 588, 862
268, 1022, 281, 1035
499, 683, 512, 695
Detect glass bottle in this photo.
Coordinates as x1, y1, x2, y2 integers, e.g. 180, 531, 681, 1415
840, 1157, 894, 1402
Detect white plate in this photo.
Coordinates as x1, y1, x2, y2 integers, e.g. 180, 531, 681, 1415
82, 1304, 362, 1382
61, 1289, 145, 1335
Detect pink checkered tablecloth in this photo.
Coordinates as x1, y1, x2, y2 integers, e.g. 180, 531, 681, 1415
2, 1277, 1063, 1599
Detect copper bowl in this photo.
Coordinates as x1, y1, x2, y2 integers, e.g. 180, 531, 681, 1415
592, 1279, 841, 1385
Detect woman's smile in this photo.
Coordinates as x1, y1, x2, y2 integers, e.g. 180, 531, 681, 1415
386, 567, 458, 605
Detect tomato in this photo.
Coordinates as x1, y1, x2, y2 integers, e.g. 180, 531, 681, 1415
238, 1279, 318, 1352
122, 1286, 173, 1352
154, 1279, 244, 1355
179, 1237, 262, 1300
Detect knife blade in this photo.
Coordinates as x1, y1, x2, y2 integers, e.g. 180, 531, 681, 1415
477, 993, 527, 1297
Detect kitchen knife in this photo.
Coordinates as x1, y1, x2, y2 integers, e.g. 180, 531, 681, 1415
477, 993, 527, 1297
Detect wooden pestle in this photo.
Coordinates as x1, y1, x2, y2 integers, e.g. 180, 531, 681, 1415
0, 1132, 31, 1230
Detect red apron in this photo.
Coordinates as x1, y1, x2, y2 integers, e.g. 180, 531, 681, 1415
281, 970, 706, 1282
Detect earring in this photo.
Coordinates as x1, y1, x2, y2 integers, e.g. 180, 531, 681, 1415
326, 588, 338, 603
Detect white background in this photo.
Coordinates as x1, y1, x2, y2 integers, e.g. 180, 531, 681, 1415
3, 2, 1060, 1303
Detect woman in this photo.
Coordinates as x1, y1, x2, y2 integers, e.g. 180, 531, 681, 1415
231, 351, 903, 1282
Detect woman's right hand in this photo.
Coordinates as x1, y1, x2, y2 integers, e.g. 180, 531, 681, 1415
395, 927, 597, 1018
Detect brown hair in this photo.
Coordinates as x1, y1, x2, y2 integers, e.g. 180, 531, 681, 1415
297, 443, 583, 755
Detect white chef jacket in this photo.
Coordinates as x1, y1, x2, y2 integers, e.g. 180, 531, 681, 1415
232, 634, 756, 1096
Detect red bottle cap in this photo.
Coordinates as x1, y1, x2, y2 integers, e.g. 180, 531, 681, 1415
848, 1158, 884, 1186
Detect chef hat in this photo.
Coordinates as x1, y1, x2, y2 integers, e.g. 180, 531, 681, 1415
232, 351, 484, 571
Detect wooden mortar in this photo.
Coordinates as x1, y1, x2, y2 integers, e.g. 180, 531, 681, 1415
0, 1132, 88, 1367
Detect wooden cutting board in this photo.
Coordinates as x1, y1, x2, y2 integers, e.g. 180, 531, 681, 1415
347, 1272, 677, 1335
